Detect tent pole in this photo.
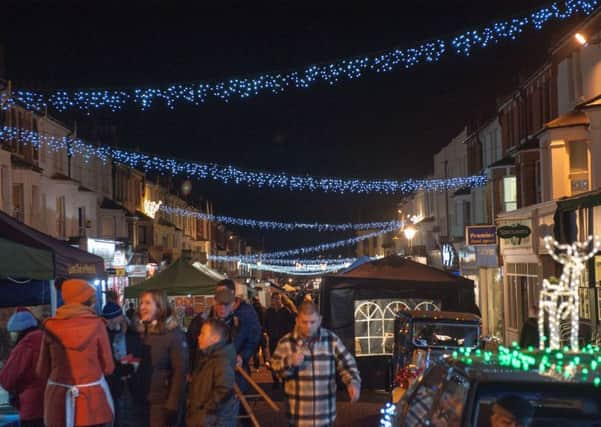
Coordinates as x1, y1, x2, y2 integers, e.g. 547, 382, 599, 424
50, 279, 57, 315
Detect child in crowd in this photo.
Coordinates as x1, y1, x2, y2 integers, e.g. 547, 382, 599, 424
187, 318, 239, 427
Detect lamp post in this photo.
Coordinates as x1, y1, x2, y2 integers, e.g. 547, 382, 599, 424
403, 226, 417, 255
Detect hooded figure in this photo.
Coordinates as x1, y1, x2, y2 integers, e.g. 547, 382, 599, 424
0, 308, 46, 426
37, 279, 115, 427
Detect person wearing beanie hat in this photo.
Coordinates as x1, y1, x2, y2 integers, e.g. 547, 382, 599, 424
61, 278, 96, 305
491, 395, 534, 427
38, 279, 115, 427
7, 310, 38, 334
0, 309, 46, 426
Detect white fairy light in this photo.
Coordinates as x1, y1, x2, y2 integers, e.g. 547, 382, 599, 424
539, 235, 601, 351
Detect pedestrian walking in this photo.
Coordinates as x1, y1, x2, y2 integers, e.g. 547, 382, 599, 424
0, 308, 45, 427
264, 292, 295, 388
271, 301, 361, 427
101, 301, 131, 426
186, 318, 238, 427
37, 279, 115, 427
128, 289, 188, 427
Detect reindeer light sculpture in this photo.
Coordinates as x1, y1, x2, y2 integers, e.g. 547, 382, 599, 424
539, 235, 600, 351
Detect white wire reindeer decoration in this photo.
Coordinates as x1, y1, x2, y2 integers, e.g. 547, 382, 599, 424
539, 235, 600, 351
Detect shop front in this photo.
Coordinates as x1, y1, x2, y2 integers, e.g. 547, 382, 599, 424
464, 225, 502, 338
497, 201, 557, 345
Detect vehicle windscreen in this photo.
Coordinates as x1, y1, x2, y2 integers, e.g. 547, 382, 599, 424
474, 383, 601, 427
411, 321, 479, 349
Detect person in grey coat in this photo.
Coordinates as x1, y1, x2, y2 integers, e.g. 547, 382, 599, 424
186, 318, 238, 427
128, 289, 189, 427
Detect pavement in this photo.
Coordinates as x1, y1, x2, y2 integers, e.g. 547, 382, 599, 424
244, 366, 389, 427
118, 365, 389, 426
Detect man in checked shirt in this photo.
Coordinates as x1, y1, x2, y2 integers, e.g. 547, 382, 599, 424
271, 301, 361, 427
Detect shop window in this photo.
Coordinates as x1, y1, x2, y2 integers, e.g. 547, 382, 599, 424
502, 176, 517, 212
505, 263, 539, 330
569, 140, 589, 195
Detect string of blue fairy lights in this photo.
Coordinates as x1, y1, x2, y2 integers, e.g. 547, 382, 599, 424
238, 261, 351, 275
209, 225, 399, 262
2, 0, 597, 113
0, 125, 487, 194
159, 205, 401, 231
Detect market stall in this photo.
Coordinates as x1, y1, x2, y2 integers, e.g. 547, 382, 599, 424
320, 255, 477, 389
0, 210, 105, 312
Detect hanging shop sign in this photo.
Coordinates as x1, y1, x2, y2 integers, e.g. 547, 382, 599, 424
466, 225, 497, 246
497, 223, 531, 245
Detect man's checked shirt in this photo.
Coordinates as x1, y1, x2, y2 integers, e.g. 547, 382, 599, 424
271, 327, 361, 427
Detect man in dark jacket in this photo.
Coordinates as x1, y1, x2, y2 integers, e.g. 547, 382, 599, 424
187, 279, 261, 377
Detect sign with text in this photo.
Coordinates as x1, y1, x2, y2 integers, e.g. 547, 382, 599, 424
497, 223, 531, 245
466, 225, 497, 246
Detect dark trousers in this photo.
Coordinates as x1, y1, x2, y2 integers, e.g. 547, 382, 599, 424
20, 420, 44, 427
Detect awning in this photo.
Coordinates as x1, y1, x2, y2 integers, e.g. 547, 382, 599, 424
124, 257, 221, 297
0, 210, 105, 279
0, 238, 54, 280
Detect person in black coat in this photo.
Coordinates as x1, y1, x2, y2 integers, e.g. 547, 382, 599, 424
127, 290, 188, 427
264, 292, 295, 386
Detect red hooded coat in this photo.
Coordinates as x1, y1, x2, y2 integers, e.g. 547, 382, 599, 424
0, 329, 46, 421
37, 304, 115, 427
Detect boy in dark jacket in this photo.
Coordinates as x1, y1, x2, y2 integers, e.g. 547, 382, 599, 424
187, 318, 238, 427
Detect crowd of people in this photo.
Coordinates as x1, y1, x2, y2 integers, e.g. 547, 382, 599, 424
0, 278, 361, 427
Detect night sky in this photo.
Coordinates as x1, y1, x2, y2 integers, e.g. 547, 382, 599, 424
1, 1, 580, 253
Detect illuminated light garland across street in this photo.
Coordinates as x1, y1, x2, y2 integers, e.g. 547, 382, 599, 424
159, 205, 401, 231
0, 125, 487, 194
239, 261, 351, 276
240, 257, 358, 266
210, 225, 398, 262
2, 0, 598, 112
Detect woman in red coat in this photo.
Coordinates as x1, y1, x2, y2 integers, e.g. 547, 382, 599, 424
37, 279, 115, 427
0, 308, 45, 426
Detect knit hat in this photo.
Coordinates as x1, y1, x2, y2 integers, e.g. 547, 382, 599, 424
61, 279, 95, 304
101, 301, 123, 319
215, 288, 235, 305
7, 310, 37, 332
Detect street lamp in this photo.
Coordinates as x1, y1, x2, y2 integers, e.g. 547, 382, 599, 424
403, 226, 417, 255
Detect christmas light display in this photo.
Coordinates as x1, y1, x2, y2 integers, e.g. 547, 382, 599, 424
209, 225, 398, 262
2, 0, 597, 112
159, 205, 401, 231
539, 235, 601, 351
143, 199, 163, 219
237, 261, 351, 275
452, 344, 601, 385
210, 257, 357, 265
0, 125, 487, 194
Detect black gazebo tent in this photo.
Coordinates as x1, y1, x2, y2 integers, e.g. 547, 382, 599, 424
320, 255, 477, 389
